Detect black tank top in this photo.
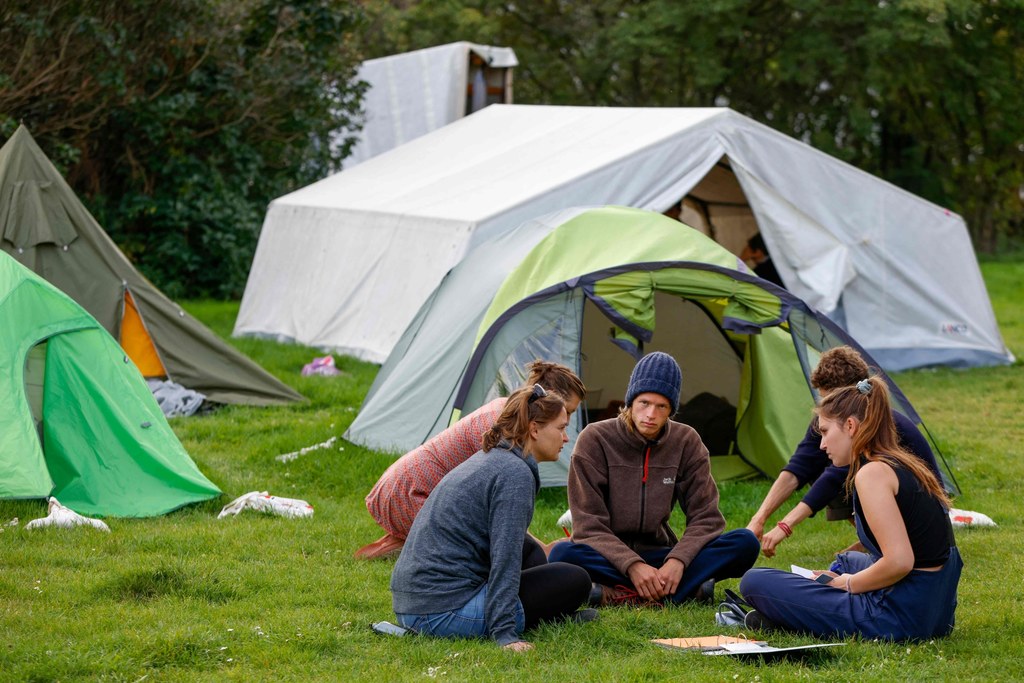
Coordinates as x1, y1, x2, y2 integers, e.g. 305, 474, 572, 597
854, 458, 953, 568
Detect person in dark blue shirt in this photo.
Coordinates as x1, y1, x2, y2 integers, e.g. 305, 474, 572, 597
746, 346, 941, 557
740, 377, 961, 641
741, 233, 785, 288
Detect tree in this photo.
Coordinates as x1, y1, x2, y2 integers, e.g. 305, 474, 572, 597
863, 0, 1024, 252
361, 0, 1023, 251
1, 0, 367, 297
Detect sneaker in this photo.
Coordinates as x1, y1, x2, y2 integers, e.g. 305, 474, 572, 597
743, 609, 777, 631
694, 578, 716, 604
354, 533, 405, 560
569, 608, 600, 624
587, 582, 605, 607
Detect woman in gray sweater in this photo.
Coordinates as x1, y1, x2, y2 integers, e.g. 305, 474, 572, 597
390, 384, 593, 651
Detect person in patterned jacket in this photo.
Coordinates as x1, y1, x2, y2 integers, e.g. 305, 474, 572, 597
355, 361, 586, 560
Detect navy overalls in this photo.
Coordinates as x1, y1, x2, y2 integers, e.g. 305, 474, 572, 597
740, 488, 962, 640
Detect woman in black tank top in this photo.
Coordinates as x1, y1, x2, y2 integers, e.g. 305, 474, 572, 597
739, 377, 963, 641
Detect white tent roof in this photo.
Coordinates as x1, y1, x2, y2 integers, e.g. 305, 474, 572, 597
335, 42, 517, 167
236, 105, 1012, 371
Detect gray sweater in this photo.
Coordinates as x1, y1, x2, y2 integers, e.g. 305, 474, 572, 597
390, 444, 539, 646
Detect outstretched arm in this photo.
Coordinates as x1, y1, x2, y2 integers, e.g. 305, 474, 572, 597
760, 501, 813, 557
747, 471, 800, 539
749, 421, 829, 538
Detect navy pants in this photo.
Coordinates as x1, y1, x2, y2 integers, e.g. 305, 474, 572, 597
549, 529, 760, 603
740, 546, 963, 641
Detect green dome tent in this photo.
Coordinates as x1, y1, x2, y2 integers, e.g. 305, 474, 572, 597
0, 252, 221, 517
346, 206, 955, 490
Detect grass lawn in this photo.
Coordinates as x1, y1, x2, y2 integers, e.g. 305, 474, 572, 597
2, 259, 1022, 681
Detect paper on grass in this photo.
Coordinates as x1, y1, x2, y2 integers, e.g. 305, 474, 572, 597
652, 636, 846, 659
703, 642, 846, 657
720, 642, 776, 653
652, 635, 764, 652
24, 498, 110, 532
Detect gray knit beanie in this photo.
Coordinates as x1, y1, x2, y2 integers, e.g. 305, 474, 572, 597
625, 352, 682, 413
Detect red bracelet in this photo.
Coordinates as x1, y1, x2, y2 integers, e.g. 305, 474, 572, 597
776, 521, 793, 537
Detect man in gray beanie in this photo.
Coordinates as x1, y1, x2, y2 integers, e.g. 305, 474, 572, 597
549, 352, 759, 606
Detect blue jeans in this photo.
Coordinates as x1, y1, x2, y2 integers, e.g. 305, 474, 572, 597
395, 585, 526, 639
549, 529, 760, 603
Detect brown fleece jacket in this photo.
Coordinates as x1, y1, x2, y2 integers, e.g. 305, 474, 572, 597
567, 416, 725, 576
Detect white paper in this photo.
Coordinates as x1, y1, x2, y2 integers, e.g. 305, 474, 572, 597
720, 642, 769, 653
790, 564, 815, 578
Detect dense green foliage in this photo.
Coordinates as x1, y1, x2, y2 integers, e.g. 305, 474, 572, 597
2, 0, 1021, 294
0, 260, 1021, 680
364, 0, 1024, 252
1, 0, 366, 297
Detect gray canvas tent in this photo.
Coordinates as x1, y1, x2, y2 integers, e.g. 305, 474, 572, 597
345, 206, 956, 489
237, 105, 1011, 371
0, 125, 303, 406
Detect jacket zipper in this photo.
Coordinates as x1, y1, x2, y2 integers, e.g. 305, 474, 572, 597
639, 444, 651, 535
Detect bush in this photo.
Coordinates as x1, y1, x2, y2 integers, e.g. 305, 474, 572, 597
1, 0, 367, 297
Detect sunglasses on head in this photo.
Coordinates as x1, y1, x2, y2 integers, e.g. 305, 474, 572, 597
528, 384, 547, 404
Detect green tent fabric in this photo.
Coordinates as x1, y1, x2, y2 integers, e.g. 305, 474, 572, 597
0, 251, 221, 516
0, 125, 303, 407
346, 206, 952, 489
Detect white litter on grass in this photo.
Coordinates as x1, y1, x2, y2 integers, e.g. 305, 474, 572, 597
557, 509, 572, 530
24, 498, 110, 532
949, 508, 996, 527
275, 436, 337, 463
218, 491, 314, 519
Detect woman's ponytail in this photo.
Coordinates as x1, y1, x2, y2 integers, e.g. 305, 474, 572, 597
482, 384, 566, 452
817, 376, 949, 506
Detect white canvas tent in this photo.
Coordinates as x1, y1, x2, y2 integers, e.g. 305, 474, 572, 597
236, 105, 1012, 371
336, 42, 517, 167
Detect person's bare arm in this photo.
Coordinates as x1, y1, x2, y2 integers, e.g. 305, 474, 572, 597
831, 463, 914, 593
747, 471, 800, 539
760, 501, 814, 557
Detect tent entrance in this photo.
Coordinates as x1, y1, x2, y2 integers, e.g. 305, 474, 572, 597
119, 289, 167, 378
678, 158, 760, 257
580, 292, 742, 418
579, 292, 755, 479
